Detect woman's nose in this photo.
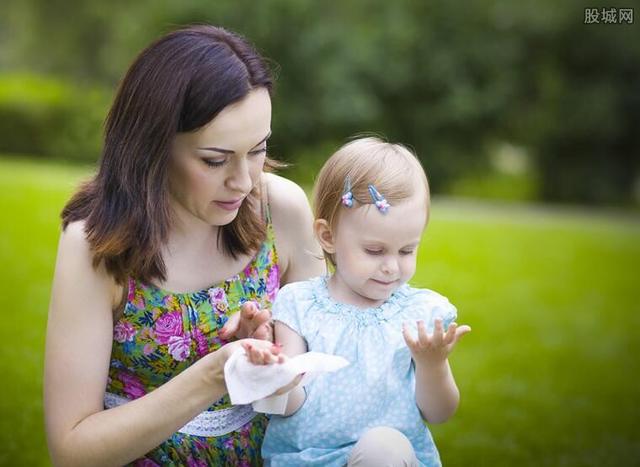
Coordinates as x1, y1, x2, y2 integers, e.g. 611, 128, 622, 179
226, 157, 253, 194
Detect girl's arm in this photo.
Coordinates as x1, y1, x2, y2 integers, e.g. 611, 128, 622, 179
243, 320, 308, 416
402, 319, 471, 424
44, 221, 268, 467
274, 321, 308, 416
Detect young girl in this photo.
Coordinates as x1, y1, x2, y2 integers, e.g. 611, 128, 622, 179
243, 137, 470, 466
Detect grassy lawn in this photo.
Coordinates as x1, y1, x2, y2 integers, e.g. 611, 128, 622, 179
1, 156, 639, 466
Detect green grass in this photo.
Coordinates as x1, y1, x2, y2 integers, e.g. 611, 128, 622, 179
1, 156, 639, 466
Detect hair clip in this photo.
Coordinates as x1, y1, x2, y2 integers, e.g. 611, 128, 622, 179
368, 184, 390, 214
341, 176, 354, 207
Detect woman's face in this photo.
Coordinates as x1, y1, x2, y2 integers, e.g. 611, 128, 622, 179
169, 87, 272, 228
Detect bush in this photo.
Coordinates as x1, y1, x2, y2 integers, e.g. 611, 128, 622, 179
0, 73, 110, 162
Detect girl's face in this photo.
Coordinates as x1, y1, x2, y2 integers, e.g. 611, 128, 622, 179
325, 192, 428, 308
168, 87, 272, 228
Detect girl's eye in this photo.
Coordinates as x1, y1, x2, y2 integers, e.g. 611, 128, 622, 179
365, 249, 383, 256
400, 250, 415, 256
203, 158, 227, 168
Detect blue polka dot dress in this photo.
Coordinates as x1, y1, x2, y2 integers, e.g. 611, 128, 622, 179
261, 276, 457, 467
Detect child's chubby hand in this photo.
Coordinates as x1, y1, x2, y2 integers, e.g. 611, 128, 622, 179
242, 341, 285, 365
402, 318, 471, 366
241, 341, 304, 396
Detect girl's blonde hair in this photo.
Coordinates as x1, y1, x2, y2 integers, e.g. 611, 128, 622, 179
313, 136, 430, 266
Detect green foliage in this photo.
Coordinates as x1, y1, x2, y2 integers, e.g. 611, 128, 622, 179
1, 157, 639, 465
0, 74, 110, 162
1, 0, 638, 203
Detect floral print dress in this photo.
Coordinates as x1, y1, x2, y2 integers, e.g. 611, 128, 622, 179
107, 218, 280, 466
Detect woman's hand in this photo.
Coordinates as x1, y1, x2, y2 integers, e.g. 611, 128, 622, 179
402, 318, 471, 367
219, 301, 273, 341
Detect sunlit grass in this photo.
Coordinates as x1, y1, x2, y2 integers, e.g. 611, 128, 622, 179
1, 156, 638, 466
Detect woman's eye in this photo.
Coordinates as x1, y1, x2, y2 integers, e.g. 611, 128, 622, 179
249, 147, 267, 156
365, 249, 383, 255
203, 158, 226, 168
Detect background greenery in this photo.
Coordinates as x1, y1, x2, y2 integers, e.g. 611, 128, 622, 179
1, 0, 639, 465
1, 0, 639, 204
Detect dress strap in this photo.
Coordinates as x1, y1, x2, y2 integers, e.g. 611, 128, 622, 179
261, 177, 273, 225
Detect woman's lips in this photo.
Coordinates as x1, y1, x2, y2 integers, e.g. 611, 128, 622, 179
214, 198, 244, 211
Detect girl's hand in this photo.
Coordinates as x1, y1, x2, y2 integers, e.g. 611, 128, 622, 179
241, 341, 304, 396
242, 341, 285, 365
219, 301, 273, 341
402, 318, 471, 366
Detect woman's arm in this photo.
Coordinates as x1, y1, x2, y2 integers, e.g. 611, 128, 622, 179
265, 173, 326, 285
44, 221, 255, 467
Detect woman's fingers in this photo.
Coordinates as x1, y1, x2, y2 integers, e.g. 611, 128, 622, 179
219, 302, 273, 340
218, 312, 240, 339
251, 317, 274, 342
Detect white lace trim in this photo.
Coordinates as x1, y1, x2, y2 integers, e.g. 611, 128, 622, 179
103, 392, 257, 437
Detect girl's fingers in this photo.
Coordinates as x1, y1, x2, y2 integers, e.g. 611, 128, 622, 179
417, 320, 430, 347
453, 325, 472, 344
432, 318, 444, 346
402, 322, 417, 350
444, 322, 457, 345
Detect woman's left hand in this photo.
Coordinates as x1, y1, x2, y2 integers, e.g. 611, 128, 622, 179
219, 301, 273, 341
402, 318, 471, 366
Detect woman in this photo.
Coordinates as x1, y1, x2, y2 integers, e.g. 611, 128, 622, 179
44, 25, 324, 466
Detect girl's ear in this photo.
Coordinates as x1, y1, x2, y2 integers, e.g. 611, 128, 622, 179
313, 219, 335, 254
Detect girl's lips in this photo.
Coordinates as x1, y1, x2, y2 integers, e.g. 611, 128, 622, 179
214, 198, 244, 211
371, 279, 397, 286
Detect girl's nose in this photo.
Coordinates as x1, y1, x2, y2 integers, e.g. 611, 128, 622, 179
381, 257, 399, 276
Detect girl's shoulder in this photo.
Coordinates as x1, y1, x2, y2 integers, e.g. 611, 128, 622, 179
276, 276, 324, 302
400, 285, 458, 325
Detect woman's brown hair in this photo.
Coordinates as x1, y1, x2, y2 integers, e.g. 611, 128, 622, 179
62, 25, 278, 285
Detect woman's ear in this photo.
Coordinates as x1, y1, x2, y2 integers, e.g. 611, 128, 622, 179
313, 219, 335, 254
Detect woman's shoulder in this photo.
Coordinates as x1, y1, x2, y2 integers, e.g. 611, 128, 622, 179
59, 220, 123, 311
263, 173, 310, 218
263, 173, 325, 283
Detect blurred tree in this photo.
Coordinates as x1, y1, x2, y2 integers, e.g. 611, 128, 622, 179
1, 0, 637, 203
